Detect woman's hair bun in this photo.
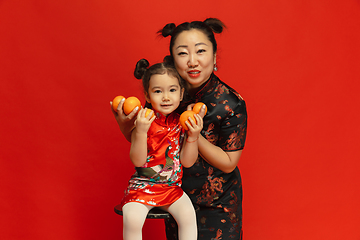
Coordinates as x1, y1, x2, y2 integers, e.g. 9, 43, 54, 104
158, 23, 176, 37
134, 59, 149, 79
204, 18, 226, 34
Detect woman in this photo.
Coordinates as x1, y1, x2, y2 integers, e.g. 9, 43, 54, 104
112, 18, 247, 240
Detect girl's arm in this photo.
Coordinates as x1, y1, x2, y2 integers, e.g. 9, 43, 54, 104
129, 109, 155, 167
180, 114, 203, 168
198, 137, 242, 173
110, 98, 139, 142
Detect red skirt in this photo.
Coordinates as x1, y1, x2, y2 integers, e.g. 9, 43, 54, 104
121, 183, 184, 207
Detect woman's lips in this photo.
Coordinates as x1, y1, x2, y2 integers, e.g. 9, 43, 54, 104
187, 70, 201, 78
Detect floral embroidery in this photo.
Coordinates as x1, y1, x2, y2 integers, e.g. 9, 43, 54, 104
121, 111, 185, 208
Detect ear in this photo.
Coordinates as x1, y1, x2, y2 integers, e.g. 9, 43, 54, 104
180, 88, 185, 101
145, 92, 151, 103
213, 53, 217, 65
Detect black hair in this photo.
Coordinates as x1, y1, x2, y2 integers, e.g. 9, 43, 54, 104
134, 57, 184, 95
158, 18, 226, 58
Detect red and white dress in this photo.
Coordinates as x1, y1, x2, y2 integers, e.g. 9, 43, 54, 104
121, 111, 185, 207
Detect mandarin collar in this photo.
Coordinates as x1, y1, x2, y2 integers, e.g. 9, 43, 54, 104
153, 110, 179, 127
183, 73, 217, 102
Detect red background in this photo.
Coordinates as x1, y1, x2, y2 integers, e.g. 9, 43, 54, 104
1, 1, 360, 239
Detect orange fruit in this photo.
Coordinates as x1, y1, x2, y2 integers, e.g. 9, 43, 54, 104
145, 108, 153, 118
179, 110, 196, 131
192, 102, 207, 115
123, 96, 141, 115
112, 96, 125, 112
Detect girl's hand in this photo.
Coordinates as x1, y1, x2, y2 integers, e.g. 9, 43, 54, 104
185, 113, 203, 141
134, 108, 155, 134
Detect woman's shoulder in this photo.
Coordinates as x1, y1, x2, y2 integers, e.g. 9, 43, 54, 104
200, 75, 247, 123
211, 75, 246, 106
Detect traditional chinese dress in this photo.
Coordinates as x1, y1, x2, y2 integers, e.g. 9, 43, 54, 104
165, 74, 248, 240
121, 111, 185, 207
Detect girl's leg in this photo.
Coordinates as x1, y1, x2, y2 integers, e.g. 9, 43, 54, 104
122, 202, 153, 240
162, 193, 197, 240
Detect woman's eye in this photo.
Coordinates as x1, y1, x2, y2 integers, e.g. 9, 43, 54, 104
197, 49, 206, 54
178, 52, 187, 56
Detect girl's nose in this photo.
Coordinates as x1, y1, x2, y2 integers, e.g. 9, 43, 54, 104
163, 95, 170, 101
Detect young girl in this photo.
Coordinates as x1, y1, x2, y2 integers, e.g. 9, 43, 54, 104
120, 58, 202, 240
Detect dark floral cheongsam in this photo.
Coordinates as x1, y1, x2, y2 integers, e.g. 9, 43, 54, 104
165, 74, 247, 240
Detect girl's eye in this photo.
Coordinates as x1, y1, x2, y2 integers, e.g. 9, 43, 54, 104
170, 88, 177, 92
154, 90, 161, 93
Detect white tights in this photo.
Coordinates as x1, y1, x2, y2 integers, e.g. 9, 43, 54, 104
122, 193, 197, 240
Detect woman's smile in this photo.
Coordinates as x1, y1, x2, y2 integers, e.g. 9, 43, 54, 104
187, 70, 201, 78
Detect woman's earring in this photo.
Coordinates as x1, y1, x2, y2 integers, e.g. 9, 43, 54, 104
213, 63, 218, 72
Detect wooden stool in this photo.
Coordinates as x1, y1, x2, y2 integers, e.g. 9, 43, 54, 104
114, 204, 171, 219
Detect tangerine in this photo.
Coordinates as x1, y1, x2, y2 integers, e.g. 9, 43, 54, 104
123, 96, 141, 115
112, 96, 125, 112
192, 102, 207, 115
179, 110, 196, 131
145, 108, 153, 118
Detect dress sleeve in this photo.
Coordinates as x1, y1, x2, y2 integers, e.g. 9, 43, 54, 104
218, 98, 247, 151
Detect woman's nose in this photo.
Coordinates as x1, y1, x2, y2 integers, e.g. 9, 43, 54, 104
188, 54, 198, 68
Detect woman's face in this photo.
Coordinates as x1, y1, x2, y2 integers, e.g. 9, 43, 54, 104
172, 29, 216, 89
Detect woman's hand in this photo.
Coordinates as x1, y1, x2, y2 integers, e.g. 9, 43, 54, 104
187, 103, 207, 118
110, 98, 138, 142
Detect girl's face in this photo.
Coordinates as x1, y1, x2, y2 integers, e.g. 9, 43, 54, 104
145, 73, 184, 116
172, 29, 216, 90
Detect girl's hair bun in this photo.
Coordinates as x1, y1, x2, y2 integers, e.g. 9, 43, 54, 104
134, 59, 149, 79
163, 55, 174, 65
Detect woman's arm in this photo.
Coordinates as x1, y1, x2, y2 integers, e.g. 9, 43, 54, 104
186, 103, 242, 172
129, 109, 155, 167
198, 135, 242, 173
197, 96, 246, 173
110, 98, 139, 142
